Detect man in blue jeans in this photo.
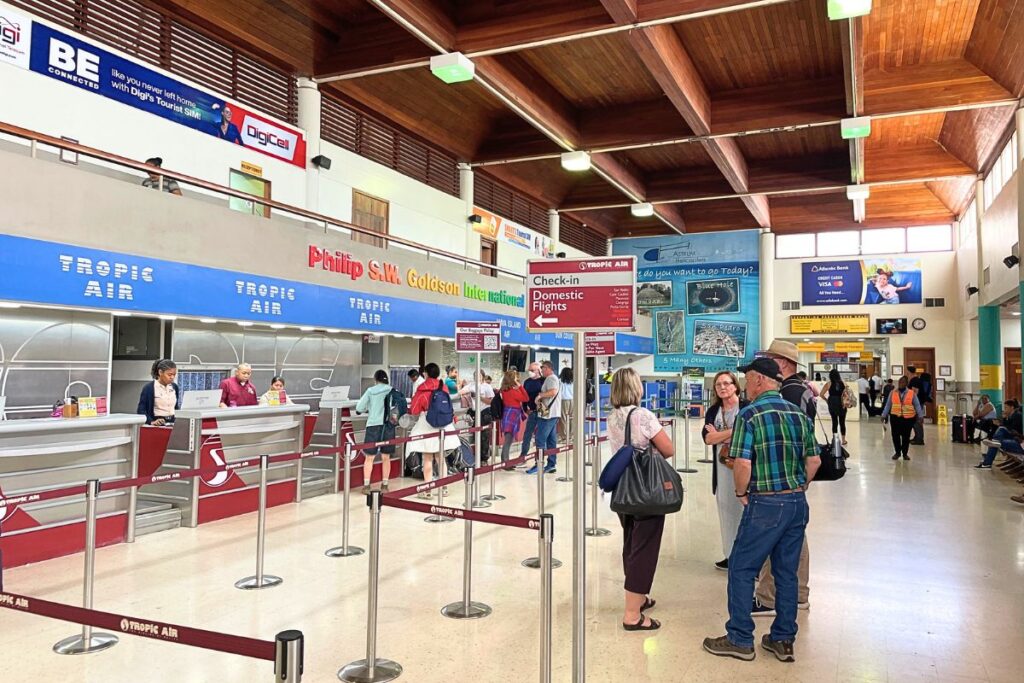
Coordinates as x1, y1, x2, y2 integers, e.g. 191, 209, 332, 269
703, 357, 820, 663
519, 362, 545, 461
976, 399, 1022, 468
526, 361, 561, 474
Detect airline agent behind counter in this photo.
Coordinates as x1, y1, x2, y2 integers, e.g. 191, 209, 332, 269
137, 359, 182, 426
219, 363, 259, 408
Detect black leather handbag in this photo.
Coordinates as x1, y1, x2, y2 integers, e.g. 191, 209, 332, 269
609, 409, 684, 516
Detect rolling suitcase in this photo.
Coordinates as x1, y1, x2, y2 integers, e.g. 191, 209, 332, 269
951, 414, 974, 443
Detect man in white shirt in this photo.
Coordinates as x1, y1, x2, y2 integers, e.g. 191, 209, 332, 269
857, 375, 870, 416
527, 361, 561, 474
408, 368, 426, 395
870, 372, 882, 407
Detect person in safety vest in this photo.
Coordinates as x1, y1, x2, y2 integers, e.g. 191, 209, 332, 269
880, 376, 922, 461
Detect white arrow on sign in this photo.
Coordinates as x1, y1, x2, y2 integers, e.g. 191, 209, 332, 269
533, 315, 559, 326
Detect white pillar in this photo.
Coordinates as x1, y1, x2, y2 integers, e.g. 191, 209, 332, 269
548, 209, 560, 245
759, 229, 775, 347
297, 77, 321, 213
976, 178, 986, 302
606, 238, 613, 257
460, 163, 479, 260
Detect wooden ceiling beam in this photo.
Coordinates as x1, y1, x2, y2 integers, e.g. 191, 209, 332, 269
366, 0, 457, 52
599, 0, 639, 24
628, 24, 771, 228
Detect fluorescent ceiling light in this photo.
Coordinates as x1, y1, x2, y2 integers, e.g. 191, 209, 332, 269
199, 318, 218, 324
803, 339, 811, 342
299, 326, 314, 331
112, 310, 132, 317
325, 328, 341, 334
1013, 312, 1021, 317
237, 321, 253, 327
158, 315, 177, 321
827, 0, 872, 20
630, 203, 655, 218
0, 302, 21, 308
560, 151, 591, 172
841, 116, 871, 139
269, 324, 286, 329
846, 185, 870, 201
430, 52, 475, 84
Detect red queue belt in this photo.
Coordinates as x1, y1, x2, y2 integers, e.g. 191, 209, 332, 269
381, 497, 540, 530
0, 591, 275, 661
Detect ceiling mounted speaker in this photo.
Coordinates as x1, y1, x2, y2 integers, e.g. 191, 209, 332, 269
311, 154, 332, 170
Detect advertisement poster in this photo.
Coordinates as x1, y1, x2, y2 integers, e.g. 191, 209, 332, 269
790, 314, 870, 335
472, 206, 554, 258
10, 16, 306, 167
614, 231, 760, 371
802, 258, 922, 305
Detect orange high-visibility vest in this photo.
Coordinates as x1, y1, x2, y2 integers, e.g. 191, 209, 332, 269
891, 390, 916, 418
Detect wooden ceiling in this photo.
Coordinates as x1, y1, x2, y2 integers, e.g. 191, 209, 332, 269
147, 0, 1024, 237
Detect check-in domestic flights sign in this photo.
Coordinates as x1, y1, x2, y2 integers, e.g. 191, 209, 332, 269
526, 256, 636, 332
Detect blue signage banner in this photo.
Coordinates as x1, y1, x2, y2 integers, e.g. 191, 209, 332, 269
802, 258, 923, 305
26, 22, 306, 167
613, 232, 761, 372
0, 234, 655, 352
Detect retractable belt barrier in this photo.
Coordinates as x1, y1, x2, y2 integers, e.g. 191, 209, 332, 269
0, 591, 304, 681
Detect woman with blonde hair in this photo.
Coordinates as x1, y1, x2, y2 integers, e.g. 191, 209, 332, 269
701, 370, 749, 571
497, 369, 529, 466
603, 367, 675, 631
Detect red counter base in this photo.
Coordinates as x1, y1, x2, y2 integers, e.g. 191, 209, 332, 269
197, 480, 297, 525
0, 513, 127, 569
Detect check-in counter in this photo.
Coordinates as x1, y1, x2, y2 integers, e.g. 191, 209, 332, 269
305, 399, 360, 497
140, 404, 309, 527
0, 414, 144, 567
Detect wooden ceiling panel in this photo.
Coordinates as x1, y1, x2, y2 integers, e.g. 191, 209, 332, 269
864, 184, 955, 224
927, 176, 976, 215
645, 167, 735, 202
866, 113, 947, 149
863, 0, 982, 70
865, 143, 974, 182
518, 34, 665, 108
748, 154, 849, 193
679, 198, 761, 233
580, 98, 694, 149
938, 104, 1016, 171
622, 144, 714, 173
966, 0, 1024, 96
475, 116, 564, 162
863, 59, 1013, 114
673, 0, 843, 93
711, 77, 847, 134
330, 70, 506, 160
455, 0, 614, 52
479, 160, 581, 208
735, 126, 845, 160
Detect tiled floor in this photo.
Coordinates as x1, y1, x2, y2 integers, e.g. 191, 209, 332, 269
2, 420, 1022, 682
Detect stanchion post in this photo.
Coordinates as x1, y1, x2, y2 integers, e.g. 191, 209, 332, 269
53, 479, 119, 654
442, 467, 491, 619
237, 455, 284, 589
127, 422, 140, 543
524, 449, 562, 569
585, 434, 610, 537
275, 630, 304, 682
425, 429, 455, 524
482, 424, 504, 502
339, 491, 402, 683
327, 443, 366, 557
539, 513, 554, 683
677, 404, 698, 474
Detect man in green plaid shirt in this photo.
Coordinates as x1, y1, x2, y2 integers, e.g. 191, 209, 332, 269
704, 357, 821, 664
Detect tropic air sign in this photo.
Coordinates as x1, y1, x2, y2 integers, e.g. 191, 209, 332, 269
307, 245, 525, 310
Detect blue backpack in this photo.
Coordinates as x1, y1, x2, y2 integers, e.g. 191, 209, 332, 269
426, 388, 454, 428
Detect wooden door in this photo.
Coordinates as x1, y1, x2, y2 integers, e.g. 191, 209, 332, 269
1005, 348, 1022, 404
352, 190, 389, 248
480, 238, 496, 277
904, 347, 936, 420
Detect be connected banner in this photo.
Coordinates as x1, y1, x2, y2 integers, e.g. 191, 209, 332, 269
3, 9, 306, 167
802, 258, 923, 305
0, 234, 651, 353
612, 232, 760, 372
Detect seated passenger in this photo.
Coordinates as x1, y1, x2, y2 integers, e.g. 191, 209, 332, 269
972, 396, 997, 442
137, 359, 181, 426
977, 399, 1023, 469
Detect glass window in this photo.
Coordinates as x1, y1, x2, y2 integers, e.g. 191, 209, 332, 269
1001, 143, 1014, 185
983, 174, 994, 210
907, 225, 952, 252
861, 227, 905, 254
1011, 132, 1018, 172
775, 233, 816, 258
816, 230, 860, 256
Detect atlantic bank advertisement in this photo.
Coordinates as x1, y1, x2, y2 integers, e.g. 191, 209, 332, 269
802, 258, 923, 305
613, 232, 760, 372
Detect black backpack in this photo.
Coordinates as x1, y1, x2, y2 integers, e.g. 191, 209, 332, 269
490, 390, 504, 421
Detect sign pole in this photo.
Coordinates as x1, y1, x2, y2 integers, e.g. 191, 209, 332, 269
572, 331, 586, 683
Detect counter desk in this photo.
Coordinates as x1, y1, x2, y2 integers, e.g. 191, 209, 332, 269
0, 414, 145, 567
138, 404, 311, 527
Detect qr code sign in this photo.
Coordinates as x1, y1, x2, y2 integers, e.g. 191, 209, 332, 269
484, 336, 498, 350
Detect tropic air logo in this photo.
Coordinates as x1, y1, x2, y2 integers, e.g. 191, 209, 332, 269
240, 114, 298, 162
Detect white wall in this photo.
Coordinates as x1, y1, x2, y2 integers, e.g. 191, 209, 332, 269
978, 171, 1020, 307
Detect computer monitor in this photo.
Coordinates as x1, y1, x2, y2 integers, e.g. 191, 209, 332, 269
180, 390, 222, 410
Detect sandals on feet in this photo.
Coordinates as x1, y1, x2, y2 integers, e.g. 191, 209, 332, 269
641, 597, 656, 612
623, 615, 661, 631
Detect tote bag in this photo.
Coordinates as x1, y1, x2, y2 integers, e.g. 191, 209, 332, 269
609, 408, 684, 517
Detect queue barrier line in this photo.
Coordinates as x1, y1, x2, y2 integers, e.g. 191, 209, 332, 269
474, 451, 533, 477
348, 423, 493, 452
380, 495, 540, 530
0, 483, 88, 509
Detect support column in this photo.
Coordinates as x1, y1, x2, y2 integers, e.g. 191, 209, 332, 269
296, 77, 321, 213
1017, 106, 1024, 403
759, 229, 775, 347
460, 163, 480, 261
548, 209, 560, 246
979, 306, 1002, 406
606, 238, 613, 257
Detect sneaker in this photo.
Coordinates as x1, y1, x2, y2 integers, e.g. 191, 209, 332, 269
715, 559, 729, 571
417, 491, 432, 500
797, 601, 809, 610
702, 635, 755, 661
381, 481, 390, 491
361, 485, 371, 494
891, 453, 900, 460
525, 466, 539, 475
982, 439, 1000, 449
974, 463, 992, 469
761, 634, 795, 662
544, 465, 557, 474
752, 598, 775, 617
442, 486, 449, 496
1011, 494, 1024, 506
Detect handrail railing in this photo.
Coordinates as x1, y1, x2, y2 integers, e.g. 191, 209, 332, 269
0, 120, 526, 281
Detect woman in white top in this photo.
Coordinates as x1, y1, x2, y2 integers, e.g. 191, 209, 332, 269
558, 366, 575, 441
701, 371, 749, 571
258, 376, 294, 405
605, 367, 674, 632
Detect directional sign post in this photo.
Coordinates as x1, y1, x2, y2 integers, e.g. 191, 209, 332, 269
526, 256, 636, 332
583, 331, 616, 357
525, 255, 636, 683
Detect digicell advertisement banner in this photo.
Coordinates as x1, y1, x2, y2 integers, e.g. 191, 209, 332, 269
612, 232, 760, 372
2, 8, 306, 167
802, 258, 923, 305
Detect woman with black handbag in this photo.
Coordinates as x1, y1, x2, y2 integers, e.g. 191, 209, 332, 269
600, 368, 676, 632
